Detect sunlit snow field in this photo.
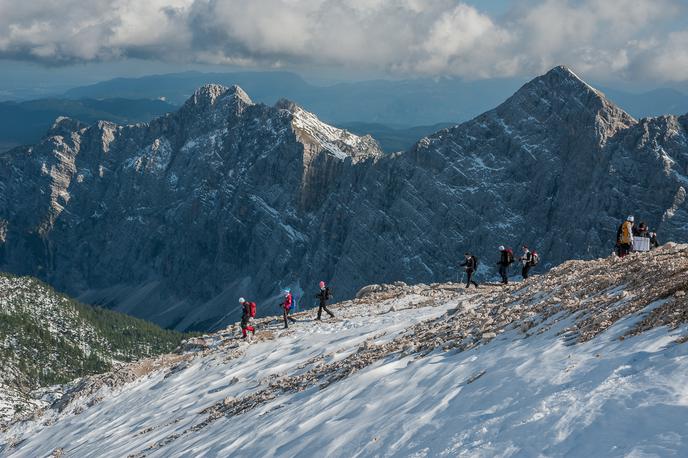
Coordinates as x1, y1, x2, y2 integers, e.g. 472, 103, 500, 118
3, 286, 688, 457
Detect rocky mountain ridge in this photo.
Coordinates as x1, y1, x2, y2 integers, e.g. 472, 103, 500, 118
0, 66, 686, 330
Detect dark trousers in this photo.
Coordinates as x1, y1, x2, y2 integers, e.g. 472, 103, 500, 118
465, 269, 478, 288
499, 265, 509, 284
283, 309, 297, 328
317, 304, 335, 319
618, 243, 631, 257
521, 264, 531, 279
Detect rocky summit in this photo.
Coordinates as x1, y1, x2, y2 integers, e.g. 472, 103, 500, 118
0, 66, 687, 330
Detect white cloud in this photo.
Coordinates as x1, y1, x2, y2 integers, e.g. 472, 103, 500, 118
632, 31, 688, 82
0, 0, 686, 82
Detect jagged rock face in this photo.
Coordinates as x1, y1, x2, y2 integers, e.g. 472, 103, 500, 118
1, 68, 687, 331
318, 66, 686, 290
0, 84, 382, 329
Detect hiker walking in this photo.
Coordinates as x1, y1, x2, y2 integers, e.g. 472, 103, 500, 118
496, 245, 513, 284
616, 216, 634, 257
520, 245, 533, 279
315, 281, 335, 320
281, 289, 297, 329
239, 297, 256, 340
459, 252, 479, 288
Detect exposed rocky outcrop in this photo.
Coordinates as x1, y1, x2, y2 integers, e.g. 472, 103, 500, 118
0, 66, 686, 330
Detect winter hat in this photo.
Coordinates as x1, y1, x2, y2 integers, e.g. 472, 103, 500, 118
499, 245, 505, 251
239, 297, 245, 304
627, 215, 635, 222
283, 288, 291, 295
319, 281, 326, 289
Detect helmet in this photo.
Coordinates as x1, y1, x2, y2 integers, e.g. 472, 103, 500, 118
319, 281, 325, 289
627, 215, 634, 222
239, 297, 245, 304
499, 245, 505, 251
283, 289, 290, 295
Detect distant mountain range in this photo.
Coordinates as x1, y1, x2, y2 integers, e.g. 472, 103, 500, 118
3, 71, 687, 155
1, 66, 686, 332
62, 71, 527, 126
0, 98, 176, 152
2, 70, 687, 155
61, 71, 688, 124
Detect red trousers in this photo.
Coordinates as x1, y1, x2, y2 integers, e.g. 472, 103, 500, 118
242, 326, 255, 337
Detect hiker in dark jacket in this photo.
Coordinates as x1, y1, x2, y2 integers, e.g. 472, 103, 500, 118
650, 232, 660, 249
636, 222, 649, 238
315, 281, 335, 320
496, 245, 512, 284
459, 252, 479, 288
520, 245, 533, 279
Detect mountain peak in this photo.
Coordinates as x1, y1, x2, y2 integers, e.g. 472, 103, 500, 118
539, 65, 603, 96
183, 84, 253, 110
274, 98, 300, 113
47, 116, 86, 138
493, 65, 636, 144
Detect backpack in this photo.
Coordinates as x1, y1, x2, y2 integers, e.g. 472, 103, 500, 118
530, 251, 539, 267
506, 248, 514, 264
471, 256, 479, 269
325, 287, 332, 300
249, 302, 257, 318
621, 221, 633, 244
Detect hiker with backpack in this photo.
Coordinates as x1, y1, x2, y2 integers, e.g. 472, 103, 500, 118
496, 246, 513, 284
315, 281, 335, 320
519, 245, 539, 279
635, 222, 649, 237
281, 289, 297, 329
616, 216, 635, 257
239, 297, 256, 340
459, 252, 479, 288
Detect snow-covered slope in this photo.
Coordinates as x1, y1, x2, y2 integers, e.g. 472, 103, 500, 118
3, 244, 687, 457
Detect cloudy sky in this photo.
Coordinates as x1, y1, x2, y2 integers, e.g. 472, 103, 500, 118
0, 0, 687, 96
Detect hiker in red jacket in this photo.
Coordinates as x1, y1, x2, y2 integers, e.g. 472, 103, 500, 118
282, 289, 297, 329
239, 297, 256, 340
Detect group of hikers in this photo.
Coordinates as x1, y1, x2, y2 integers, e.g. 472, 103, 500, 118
459, 245, 540, 289
459, 214, 659, 289
237, 215, 660, 339
616, 215, 659, 257
237, 281, 335, 340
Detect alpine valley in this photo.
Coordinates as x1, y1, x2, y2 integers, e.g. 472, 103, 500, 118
1, 66, 687, 331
